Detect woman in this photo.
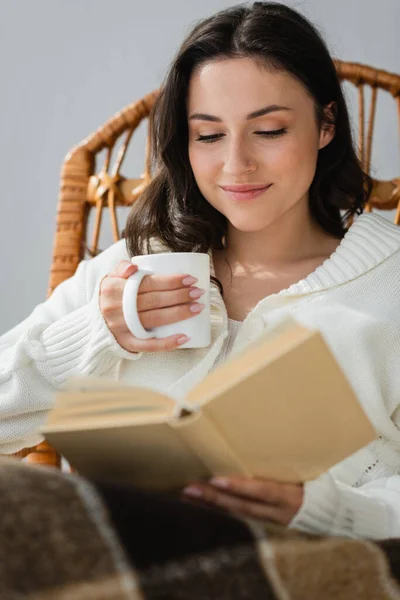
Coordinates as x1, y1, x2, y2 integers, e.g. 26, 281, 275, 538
1, 2, 400, 539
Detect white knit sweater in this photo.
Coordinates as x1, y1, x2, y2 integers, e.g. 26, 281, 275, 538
1, 213, 400, 540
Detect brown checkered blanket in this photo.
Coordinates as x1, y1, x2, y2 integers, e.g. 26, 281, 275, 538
1, 456, 400, 599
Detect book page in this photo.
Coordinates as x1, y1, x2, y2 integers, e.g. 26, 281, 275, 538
199, 330, 376, 482
59, 376, 176, 408
44, 378, 176, 430
42, 408, 172, 433
187, 318, 312, 407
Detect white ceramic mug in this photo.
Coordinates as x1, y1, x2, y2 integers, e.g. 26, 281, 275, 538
122, 252, 211, 349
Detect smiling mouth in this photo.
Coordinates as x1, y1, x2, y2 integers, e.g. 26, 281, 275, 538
221, 184, 272, 200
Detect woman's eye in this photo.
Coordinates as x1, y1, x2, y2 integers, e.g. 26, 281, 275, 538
195, 128, 287, 143
195, 133, 224, 143
256, 128, 287, 138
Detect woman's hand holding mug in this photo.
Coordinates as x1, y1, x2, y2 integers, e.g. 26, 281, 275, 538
100, 259, 207, 353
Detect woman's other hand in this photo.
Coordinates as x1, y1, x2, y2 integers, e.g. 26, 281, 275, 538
183, 476, 303, 525
100, 260, 205, 353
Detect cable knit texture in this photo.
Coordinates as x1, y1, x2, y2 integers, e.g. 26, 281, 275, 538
1, 213, 400, 539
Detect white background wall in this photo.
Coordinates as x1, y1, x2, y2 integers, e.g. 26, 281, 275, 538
0, 0, 399, 334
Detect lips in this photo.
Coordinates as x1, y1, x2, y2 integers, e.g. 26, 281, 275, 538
221, 184, 270, 192
221, 184, 272, 201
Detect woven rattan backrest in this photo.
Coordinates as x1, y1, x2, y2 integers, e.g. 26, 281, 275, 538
47, 89, 159, 297
23, 61, 400, 467
334, 60, 400, 222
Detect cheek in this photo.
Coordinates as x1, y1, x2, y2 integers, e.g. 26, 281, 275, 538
189, 147, 216, 181
273, 134, 319, 184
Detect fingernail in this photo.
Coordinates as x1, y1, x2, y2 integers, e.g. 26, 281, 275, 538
123, 265, 136, 277
182, 276, 198, 286
189, 303, 205, 313
183, 486, 203, 498
210, 477, 229, 489
189, 288, 205, 299
177, 335, 190, 345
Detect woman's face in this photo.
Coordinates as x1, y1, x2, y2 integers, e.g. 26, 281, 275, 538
187, 57, 334, 233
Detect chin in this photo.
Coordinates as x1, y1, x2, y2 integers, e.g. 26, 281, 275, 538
228, 222, 269, 233
227, 215, 276, 233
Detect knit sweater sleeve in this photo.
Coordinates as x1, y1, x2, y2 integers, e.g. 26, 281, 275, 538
289, 470, 400, 540
288, 306, 400, 540
0, 242, 142, 454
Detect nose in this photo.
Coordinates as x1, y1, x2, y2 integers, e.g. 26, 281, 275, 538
222, 138, 257, 176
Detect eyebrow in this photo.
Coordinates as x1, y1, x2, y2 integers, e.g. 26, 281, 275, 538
188, 104, 292, 122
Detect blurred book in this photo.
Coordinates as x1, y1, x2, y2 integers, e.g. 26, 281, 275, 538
42, 318, 376, 491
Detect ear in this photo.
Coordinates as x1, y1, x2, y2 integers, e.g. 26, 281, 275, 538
319, 101, 336, 150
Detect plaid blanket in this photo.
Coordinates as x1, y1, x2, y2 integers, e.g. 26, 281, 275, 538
1, 457, 400, 600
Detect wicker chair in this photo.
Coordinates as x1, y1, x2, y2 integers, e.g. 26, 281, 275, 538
15, 60, 400, 468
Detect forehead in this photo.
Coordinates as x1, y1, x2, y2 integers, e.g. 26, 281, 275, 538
187, 57, 310, 114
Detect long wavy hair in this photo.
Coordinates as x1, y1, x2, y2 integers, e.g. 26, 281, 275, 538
125, 1, 372, 259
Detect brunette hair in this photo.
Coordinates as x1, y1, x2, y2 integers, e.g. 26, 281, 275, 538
125, 1, 372, 258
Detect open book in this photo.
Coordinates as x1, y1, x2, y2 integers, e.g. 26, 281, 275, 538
42, 318, 376, 491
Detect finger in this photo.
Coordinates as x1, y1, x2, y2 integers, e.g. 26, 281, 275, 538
109, 261, 138, 279
182, 484, 287, 523
100, 277, 125, 303
208, 477, 284, 505
137, 287, 205, 312
140, 302, 205, 329
119, 333, 190, 353
139, 274, 198, 294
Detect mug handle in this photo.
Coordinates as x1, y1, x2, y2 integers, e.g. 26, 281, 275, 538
122, 268, 155, 339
